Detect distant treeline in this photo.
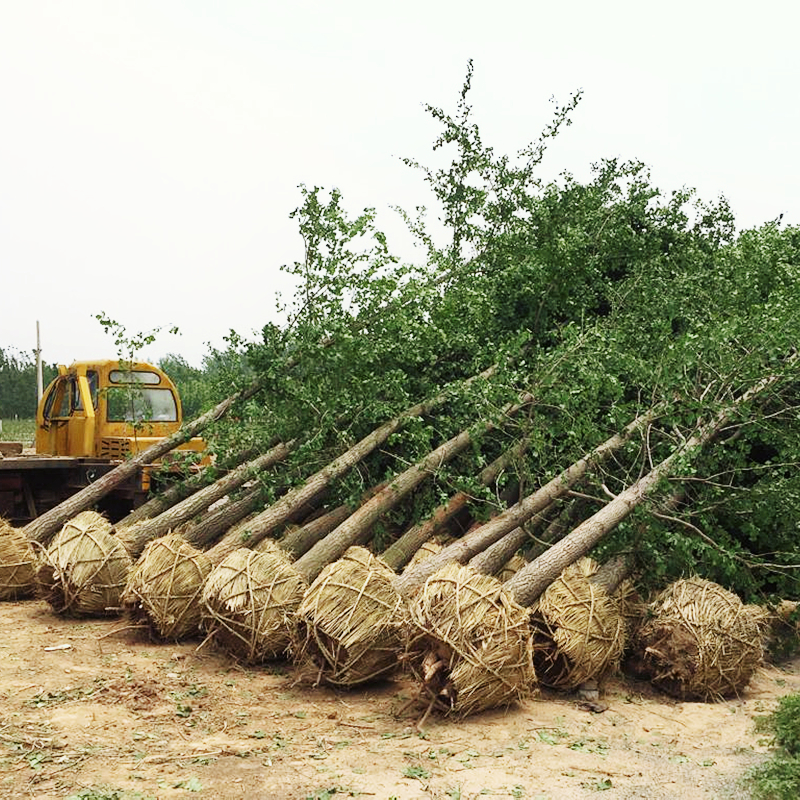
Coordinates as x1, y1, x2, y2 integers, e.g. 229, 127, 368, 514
0, 349, 214, 420
0, 348, 57, 418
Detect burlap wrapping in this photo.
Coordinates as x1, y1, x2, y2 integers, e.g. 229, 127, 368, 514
531, 558, 626, 690
0, 517, 37, 600
632, 576, 768, 700
293, 546, 408, 687
407, 563, 536, 718
202, 542, 307, 663
36, 511, 131, 616
121, 533, 212, 639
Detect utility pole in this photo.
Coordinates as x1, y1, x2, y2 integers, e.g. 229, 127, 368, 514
35, 321, 43, 403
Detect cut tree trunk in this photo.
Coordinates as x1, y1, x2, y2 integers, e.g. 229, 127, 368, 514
278, 504, 354, 559
380, 439, 529, 571
395, 405, 660, 597
116, 446, 262, 527
506, 369, 792, 607
292, 394, 534, 582
116, 468, 213, 528
178, 485, 265, 549
115, 441, 295, 557
203, 364, 499, 566
466, 497, 569, 576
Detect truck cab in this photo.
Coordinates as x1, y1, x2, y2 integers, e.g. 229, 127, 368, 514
0, 360, 208, 524
36, 360, 205, 461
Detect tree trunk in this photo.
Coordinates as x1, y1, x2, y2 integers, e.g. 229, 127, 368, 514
506, 369, 790, 607
116, 446, 264, 527
380, 439, 529, 571
203, 364, 499, 566
294, 394, 534, 581
179, 486, 266, 549
116, 468, 212, 528
279, 504, 353, 559
467, 496, 568, 576
115, 441, 295, 557
395, 405, 659, 597
279, 479, 391, 558
24, 379, 265, 544
590, 554, 630, 594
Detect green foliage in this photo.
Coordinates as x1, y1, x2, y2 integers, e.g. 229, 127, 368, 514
757, 694, 800, 756
157, 354, 214, 419
95, 312, 180, 365
171, 63, 800, 596
751, 694, 800, 799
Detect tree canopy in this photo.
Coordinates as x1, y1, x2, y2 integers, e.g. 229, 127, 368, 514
12, 65, 798, 602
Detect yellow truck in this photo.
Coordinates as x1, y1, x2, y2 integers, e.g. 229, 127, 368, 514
0, 360, 205, 524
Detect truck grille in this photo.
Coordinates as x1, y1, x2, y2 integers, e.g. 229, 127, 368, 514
99, 438, 133, 459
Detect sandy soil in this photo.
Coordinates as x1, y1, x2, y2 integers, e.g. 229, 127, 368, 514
0, 598, 795, 800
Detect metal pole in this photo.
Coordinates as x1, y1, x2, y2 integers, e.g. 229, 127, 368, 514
35, 321, 43, 402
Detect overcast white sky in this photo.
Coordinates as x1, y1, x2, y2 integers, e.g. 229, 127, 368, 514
1, 1, 798, 369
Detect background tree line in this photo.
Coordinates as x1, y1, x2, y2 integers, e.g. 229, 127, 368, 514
0, 347, 223, 420
0, 348, 57, 418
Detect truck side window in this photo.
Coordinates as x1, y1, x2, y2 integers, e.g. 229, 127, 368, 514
73, 371, 99, 412
55, 380, 72, 417
41, 381, 60, 423
87, 371, 99, 408
71, 378, 82, 412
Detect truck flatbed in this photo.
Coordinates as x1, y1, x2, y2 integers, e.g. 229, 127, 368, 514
0, 455, 149, 525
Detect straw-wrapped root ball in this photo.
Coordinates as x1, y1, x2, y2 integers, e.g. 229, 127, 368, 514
121, 533, 212, 639
407, 563, 536, 718
293, 546, 407, 687
631, 576, 769, 701
36, 511, 131, 616
530, 558, 627, 691
404, 540, 444, 571
202, 542, 308, 663
0, 517, 37, 600
497, 553, 526, 584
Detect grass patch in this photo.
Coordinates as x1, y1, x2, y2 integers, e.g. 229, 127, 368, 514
0, 418, 35, 444
751, 693, 800, 799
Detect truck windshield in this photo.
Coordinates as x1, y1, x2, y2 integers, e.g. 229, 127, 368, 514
106, 387, 178, 423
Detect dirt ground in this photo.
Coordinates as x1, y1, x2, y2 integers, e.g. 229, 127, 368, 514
0, 598, 796, 800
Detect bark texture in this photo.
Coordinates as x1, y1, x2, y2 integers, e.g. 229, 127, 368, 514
279, 504, 354, 559
203, 365, 498, 566
380, 439, 528, 571
115, 441, 294, 557
294, 394, 533, 581
395, 406, 659, 597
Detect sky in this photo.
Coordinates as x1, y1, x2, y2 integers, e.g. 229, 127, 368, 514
1, 1, 798, 370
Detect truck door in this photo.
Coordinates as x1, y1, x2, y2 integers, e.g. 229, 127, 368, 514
38, 376, 71, 455
68, 371, 98, 457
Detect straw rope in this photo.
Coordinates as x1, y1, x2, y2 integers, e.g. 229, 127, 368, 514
293, 547, 408, 687
201, 542, 308, 663
407, 563, 536, 718
632, 576, 768, 700
36, 511, 131, 616
531, 558, 626, 690
0, 517, 37, 600
122, 533, 212, 639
